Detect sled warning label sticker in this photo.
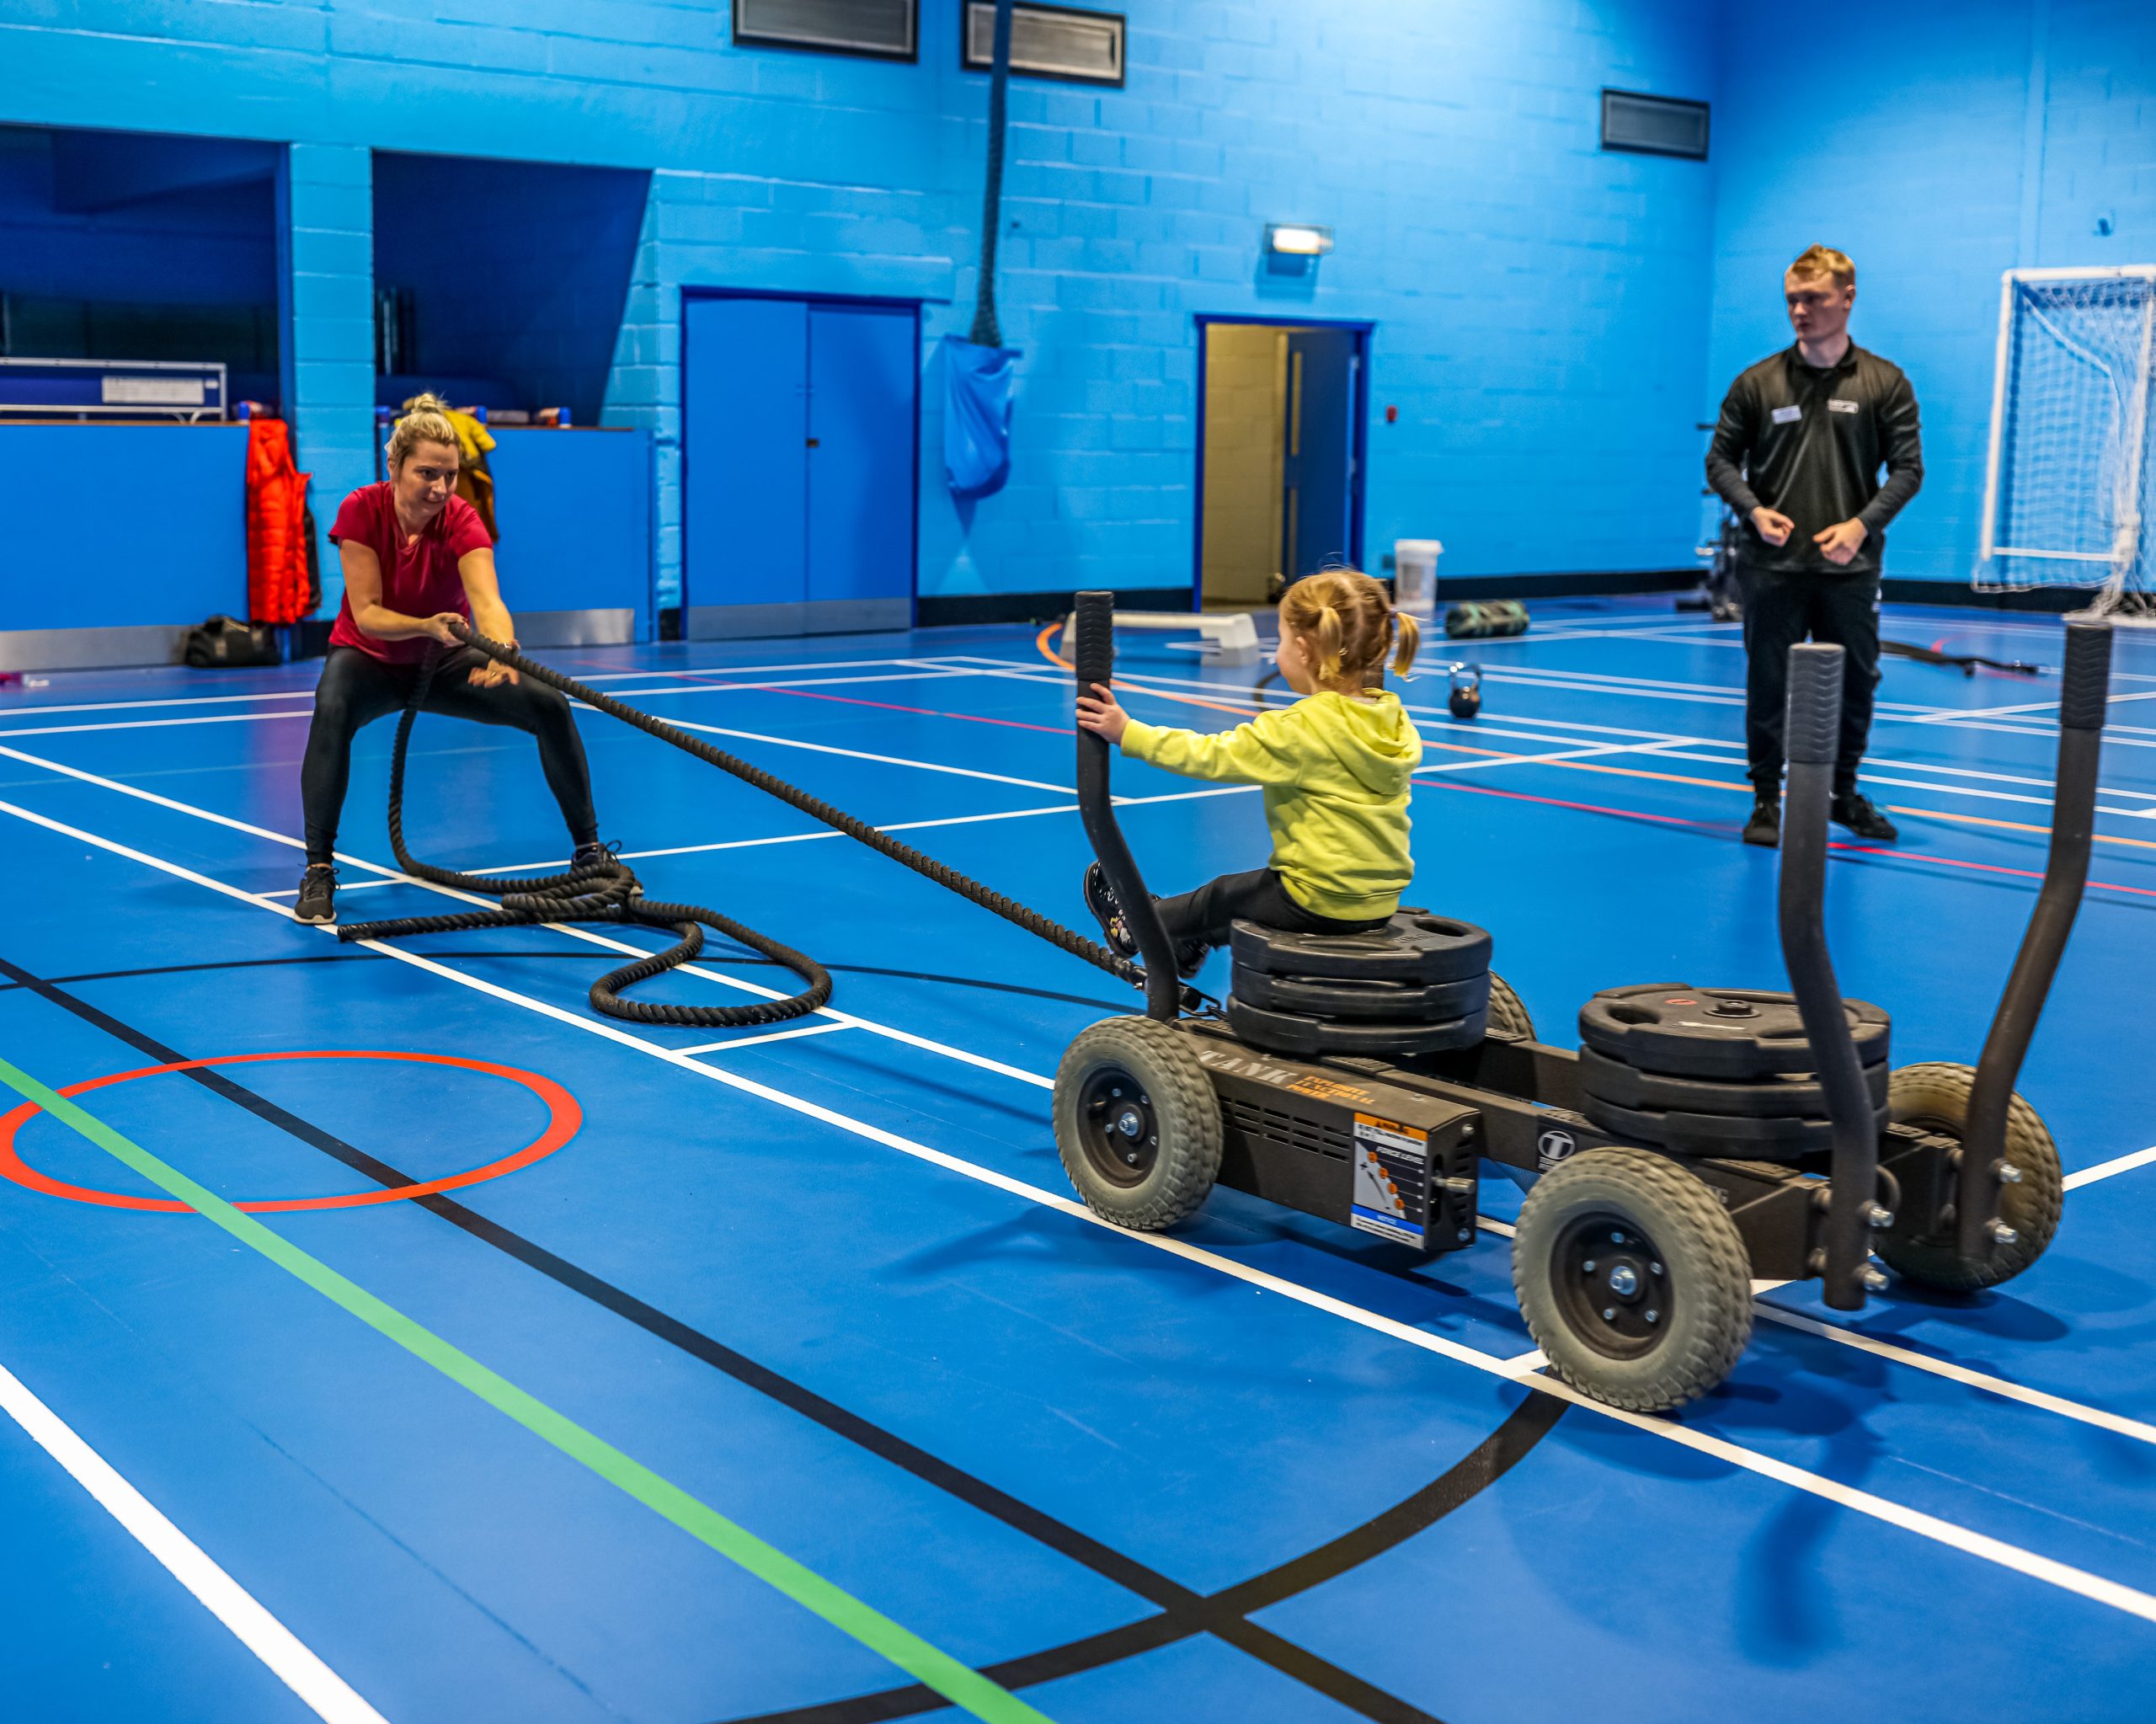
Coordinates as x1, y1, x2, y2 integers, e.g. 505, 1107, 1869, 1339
1351, 1113, 1428, 1246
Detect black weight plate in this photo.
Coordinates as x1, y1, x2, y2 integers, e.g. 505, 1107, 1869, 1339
1230, 912, 1492, 985
1577, 1045, 1889, 1118
1582, 1092, 1890, 1159
1230, 965, 1492, 1022
1577, 984, 1890, 1079
1225, 994, 1487, 1059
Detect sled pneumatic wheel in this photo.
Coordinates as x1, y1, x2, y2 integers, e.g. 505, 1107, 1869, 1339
1513, 1147, 1753, 1412
1054, 1017, 1222, 1231
1879, 1062, 2063, 1292
1486, 973, 1535, 1041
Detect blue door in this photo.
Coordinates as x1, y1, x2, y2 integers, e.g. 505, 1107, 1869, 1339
682, 296, 808, 636
682, 295, 915, 638
806, 302, 915, 631
1281, 328, 1358, 580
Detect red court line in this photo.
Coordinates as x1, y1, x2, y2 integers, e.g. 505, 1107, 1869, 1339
0, 1050, 579, 1214
1417, 773, 2156, 900
770, 686, 1068, 734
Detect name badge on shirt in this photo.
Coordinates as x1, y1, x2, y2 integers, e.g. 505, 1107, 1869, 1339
1771, 404, 1802, 424
1828, 398, 1860, 414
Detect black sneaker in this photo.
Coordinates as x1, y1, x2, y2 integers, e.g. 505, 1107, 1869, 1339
1831, 792, 1898, 842
570, 840, 616, 871
294, 862, 337, 924
1742, 796, 1780, 848
1083, 862, 1136, 958
1084, 862, 1209, 977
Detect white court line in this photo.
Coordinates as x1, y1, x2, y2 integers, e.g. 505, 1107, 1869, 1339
2065, 1144, 2156, 1190
0, 689, 317, 719
960, 655, 2156, 804
963, 651, 2156, 752
0, 740, 1054, 1094
634, 718, 1072, 795
0, 655, 946, 722
471, 784, 1257, 876
678, 1022, 858, 1056
0, 665, 997, 743
12, 793, 2156, 1630
1747, 1308, 2156, 1448
260, 879, 399, 899
0, 710, 316, 740
0, 1359, 392, 1724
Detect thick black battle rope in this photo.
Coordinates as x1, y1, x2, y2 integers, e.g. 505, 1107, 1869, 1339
336, 645, 836, 1027
339, 624, 1143, 1015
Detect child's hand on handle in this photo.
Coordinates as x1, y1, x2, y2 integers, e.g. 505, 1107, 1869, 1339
1076, 683, 1129, 746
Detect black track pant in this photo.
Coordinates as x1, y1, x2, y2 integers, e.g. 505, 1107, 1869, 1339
1155, 866, 1391, 949
1737, 567, 1881, 798
301, 645, 598, 863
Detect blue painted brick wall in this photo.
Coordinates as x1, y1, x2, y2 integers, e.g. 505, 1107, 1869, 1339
7, 0, 2146, 615
0, 0, 1721, 616
1708, 0, 2156, 587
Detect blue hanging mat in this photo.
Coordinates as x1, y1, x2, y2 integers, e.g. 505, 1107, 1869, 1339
943, 335, 1019, 499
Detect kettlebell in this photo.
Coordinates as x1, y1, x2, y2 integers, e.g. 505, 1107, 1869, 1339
1448, 663, 1482, 721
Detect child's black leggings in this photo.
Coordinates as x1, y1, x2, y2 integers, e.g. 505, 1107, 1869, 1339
300, 645, 598, 863
1155, 867, 1391, 948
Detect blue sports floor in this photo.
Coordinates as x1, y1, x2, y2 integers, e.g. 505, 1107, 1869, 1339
3, 596, 2153, 1723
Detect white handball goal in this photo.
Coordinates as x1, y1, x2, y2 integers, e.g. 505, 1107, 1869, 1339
1977, 266, 2156, 622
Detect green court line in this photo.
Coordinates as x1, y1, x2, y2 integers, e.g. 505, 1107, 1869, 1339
0, 1054, 1054, 1724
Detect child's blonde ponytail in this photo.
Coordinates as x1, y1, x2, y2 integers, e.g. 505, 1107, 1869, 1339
1280, 568, 1416, 690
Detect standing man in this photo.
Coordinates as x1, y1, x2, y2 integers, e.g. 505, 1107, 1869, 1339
1707, 244, 1924, 847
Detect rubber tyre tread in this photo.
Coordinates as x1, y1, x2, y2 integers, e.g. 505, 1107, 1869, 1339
1880, 1062, 2063, 1291
1054, 1017, 1222, 1230
1486, 973, 1534, 1041
1513, 1147, 1753, 1412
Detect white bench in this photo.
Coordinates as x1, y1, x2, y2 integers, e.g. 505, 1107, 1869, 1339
1059, 608, 1262, 669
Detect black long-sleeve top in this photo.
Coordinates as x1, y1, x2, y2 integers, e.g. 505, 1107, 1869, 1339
1705, 342, 1924, 576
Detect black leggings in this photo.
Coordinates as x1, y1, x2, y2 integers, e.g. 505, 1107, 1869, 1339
300, 645, 598, 863
1155, 866, 1392, 949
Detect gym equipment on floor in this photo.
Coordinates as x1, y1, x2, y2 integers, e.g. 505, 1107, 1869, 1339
1054, 590, 2109, 1411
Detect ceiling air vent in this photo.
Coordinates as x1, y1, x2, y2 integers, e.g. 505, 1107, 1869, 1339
1600, 89, 1710, 160
963, 3, 1125, 86
734, 0, 917, 60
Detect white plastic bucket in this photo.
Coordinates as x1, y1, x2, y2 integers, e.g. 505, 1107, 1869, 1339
1393, 538, 1444, 618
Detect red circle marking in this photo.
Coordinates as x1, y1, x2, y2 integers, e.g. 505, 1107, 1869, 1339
0, 1050, 579, 1214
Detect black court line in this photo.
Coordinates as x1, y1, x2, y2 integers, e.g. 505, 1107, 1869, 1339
0, 953, 1564, 1721
715, 1396, 1561, 1723
0, 951, 1134, 1014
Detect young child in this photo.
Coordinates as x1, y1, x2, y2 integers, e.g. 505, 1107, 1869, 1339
1077, 567, 1422, 975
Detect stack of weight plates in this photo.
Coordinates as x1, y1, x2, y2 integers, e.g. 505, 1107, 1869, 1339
1575, 984, 1891, 1158
1225, 911, 1493, 1059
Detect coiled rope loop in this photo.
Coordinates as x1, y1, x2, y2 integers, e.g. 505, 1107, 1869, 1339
335, 643, 837, 1027
337, 623, 1143, 1021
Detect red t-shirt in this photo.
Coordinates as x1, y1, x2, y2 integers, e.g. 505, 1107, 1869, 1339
327, 483, 494, 665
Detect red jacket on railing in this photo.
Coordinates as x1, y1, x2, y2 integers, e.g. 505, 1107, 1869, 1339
245, 415, 313, 624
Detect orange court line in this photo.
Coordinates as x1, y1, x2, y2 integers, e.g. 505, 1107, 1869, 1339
1033, 622, 2156, 857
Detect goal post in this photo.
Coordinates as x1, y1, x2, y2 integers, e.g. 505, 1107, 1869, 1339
1976, 265, 2156, 621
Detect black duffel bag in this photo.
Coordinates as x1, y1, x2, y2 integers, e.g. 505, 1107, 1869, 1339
184, 615, 283, 670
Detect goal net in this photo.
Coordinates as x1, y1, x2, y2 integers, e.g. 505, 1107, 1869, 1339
1977, 267, 2156, 620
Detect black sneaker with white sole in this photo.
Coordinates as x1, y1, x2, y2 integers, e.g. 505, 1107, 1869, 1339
295, 863, 337, 924
1082, 862, 1210, 979
1831, 792, 1898, 842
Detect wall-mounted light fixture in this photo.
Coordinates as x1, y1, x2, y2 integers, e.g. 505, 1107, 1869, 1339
1265, 223, 1333, 257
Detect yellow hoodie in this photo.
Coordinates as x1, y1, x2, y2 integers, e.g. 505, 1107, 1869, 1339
1122, 690, 1422, 921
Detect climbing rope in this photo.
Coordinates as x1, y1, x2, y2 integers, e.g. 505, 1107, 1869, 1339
338, 625, 1144, 1021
